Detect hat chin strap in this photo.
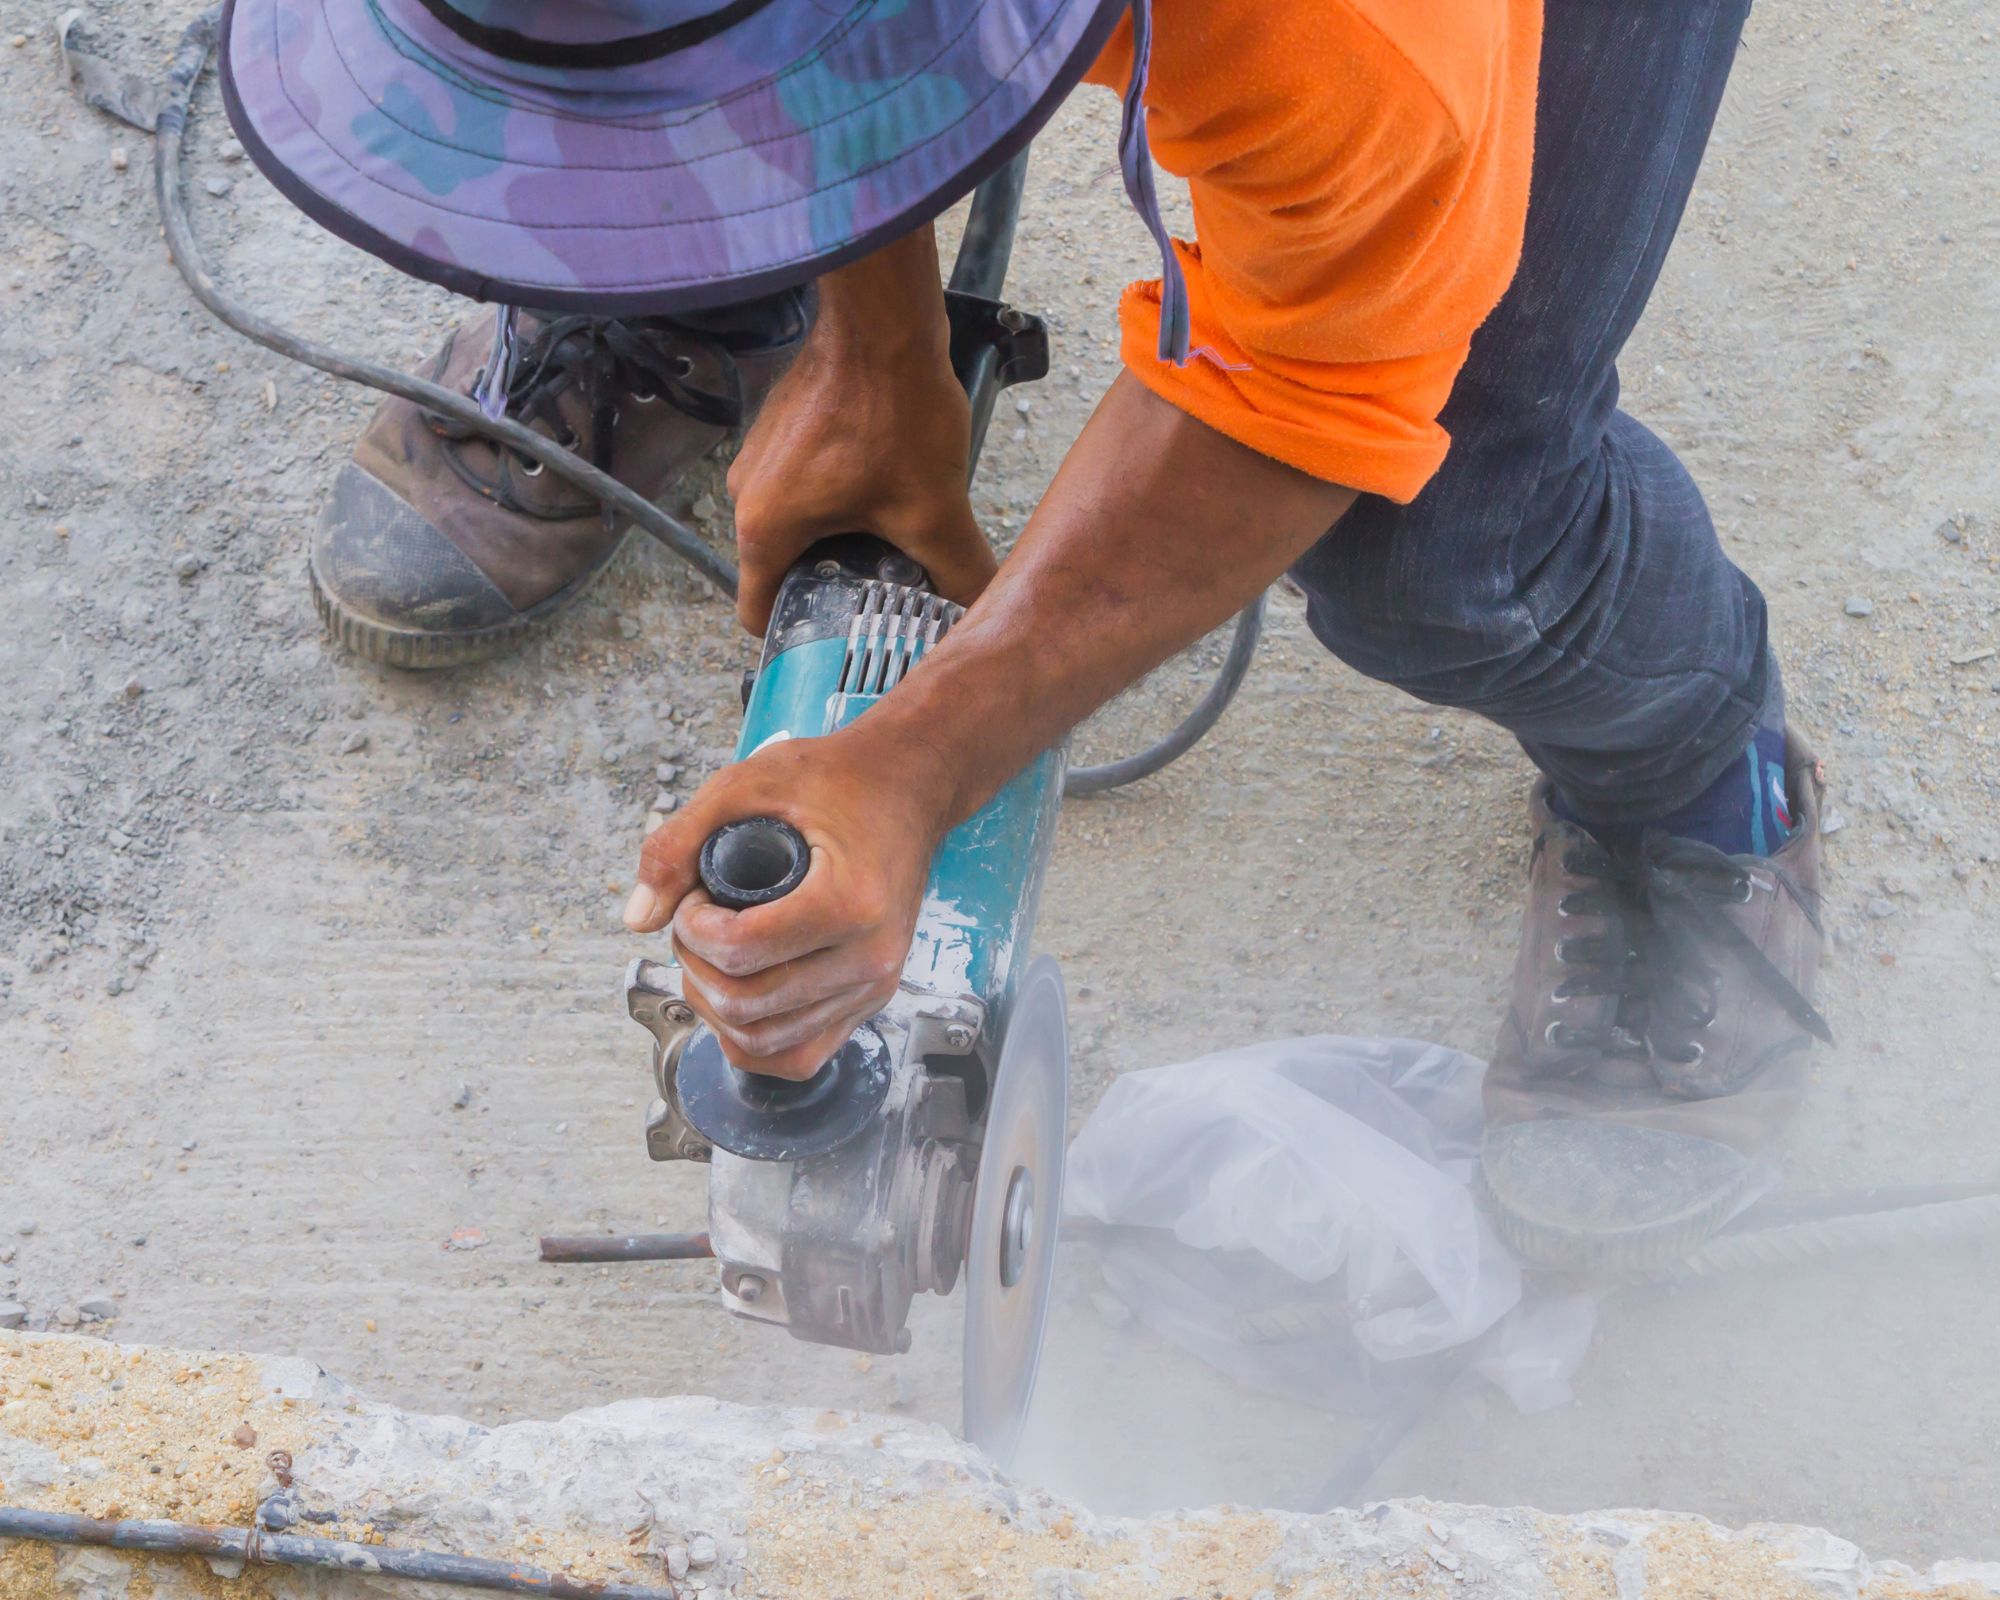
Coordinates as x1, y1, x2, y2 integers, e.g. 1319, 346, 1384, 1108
1116, 0, 1192, 366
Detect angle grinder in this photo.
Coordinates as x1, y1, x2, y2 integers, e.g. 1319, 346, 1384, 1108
624, 533, 1070, 1464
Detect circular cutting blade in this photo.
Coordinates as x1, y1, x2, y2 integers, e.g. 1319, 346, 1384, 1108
962, 956, 1069, 1465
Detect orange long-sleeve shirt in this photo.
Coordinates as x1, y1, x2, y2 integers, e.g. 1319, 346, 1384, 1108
1082, 0, 1541, 502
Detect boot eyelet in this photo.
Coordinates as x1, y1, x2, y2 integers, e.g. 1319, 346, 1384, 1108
1550, 980, 1574, 1003
1544, 1021, 1568, 1045
1731, 877, 1754, 903
671, 354, 695, 377
515, 453, 544, 477
633, 390, 659, 405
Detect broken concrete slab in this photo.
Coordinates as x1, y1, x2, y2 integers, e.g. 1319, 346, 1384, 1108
1, 1332, 1993, 1599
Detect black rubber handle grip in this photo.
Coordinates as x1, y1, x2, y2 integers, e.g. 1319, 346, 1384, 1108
699, 817, 810, 912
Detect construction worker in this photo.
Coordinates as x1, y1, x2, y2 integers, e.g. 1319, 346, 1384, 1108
221, 0, 1827, 1267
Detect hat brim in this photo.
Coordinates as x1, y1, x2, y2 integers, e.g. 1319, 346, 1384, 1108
220, 0, 1124, 315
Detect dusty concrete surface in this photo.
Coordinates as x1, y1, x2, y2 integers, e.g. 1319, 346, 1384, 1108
3, 0, 2000, 1572
5, 1333, 2000, 1600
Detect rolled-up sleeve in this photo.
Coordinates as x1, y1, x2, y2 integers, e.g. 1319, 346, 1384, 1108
1086, 0, 1541, 501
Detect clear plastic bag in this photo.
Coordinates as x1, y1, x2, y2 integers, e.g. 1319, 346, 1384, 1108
1065, 1035, 1593, 1413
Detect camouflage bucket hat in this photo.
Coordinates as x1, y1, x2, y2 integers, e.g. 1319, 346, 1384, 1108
217, 0, 1140, 316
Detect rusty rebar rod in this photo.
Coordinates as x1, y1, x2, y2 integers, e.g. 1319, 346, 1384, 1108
538, 1232, 713, 1264
0, 1507, 678, 1599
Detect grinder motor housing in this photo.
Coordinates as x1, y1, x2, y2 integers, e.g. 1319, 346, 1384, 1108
625, 535, 1065, 1358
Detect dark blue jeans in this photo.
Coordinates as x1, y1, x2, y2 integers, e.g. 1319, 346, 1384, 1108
1290, 0, 1774, 825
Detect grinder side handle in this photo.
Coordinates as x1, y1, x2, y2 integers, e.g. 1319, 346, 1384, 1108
694, 817, 832, 1106
700, 817, 810, 911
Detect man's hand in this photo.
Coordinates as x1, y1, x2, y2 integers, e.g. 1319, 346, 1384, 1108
622, 723, 956, 1080
725, 226, 996, 634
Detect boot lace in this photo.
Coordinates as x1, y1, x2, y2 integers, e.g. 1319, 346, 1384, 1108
1545, 831, 1832, 1091
433, 311, 751, 518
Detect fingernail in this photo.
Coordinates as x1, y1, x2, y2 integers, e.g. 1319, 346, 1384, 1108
623, 884, 662, 930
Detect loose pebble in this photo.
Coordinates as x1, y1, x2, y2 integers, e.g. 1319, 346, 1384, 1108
171, 552, 207, 582
338, 731, 369, 755
16, 1219, 38, 1238
202, 176, 233, 199
1843, 596, 1874, 617
78, 1295, 119, 1320
110, 146, 129, 171
665, 1544, 691, 1579
1866, 898, 1897, 919
688, 1534, 717, 1567
0, 1302, 25, 1330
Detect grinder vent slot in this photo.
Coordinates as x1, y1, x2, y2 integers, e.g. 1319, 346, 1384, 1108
840, 582, 962, 696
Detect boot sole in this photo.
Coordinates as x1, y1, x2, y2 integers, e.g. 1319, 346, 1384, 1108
309, 529, 635, 671
1477, 1165, 1753, 1275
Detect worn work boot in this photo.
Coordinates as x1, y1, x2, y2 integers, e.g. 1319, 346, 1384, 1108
312, 303, 804, 668
1479, 730, 1832, 1273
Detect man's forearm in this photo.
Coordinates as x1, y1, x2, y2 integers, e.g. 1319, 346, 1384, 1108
867, 373, 1358, 825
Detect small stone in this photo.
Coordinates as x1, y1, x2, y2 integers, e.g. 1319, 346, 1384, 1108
230, 1423, 257, 1447
56, 1304, 81, 1329
1843, 596, 1874, 617
202, 175, 233, 199
110, 146, 129, 171
105, 973, 128, 996
602, 742, 627, 765
616, 615, 641, 640
651, 791, 680, 814
644, 811, 670, 834
1866, 898, 1897, 919
338, 731, 369, 755
884, 1554, 907, 1574
1088, 1288, 1132, 1329
16, 1219, 37, 1238
220, 137, 246, 162
181, 1137, 197, 1152
78, 1296, 119, 1320
122, 676, 145, 699
690, 494, 718, 524
655, 762, 681, 784
688, 1534, 718, 1568
0, 1303, 25, 1330
1938, 518, 1965, 545
450, 1082, 473, 1110
1821, 809, 1847, 836
665, 1545, 691, 1580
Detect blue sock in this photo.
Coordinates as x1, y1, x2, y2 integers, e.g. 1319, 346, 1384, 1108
1554, 726, 1794, 857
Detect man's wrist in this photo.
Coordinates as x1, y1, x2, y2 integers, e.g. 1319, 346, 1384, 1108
837, 697, 970, 843
811, 227, 952, 364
